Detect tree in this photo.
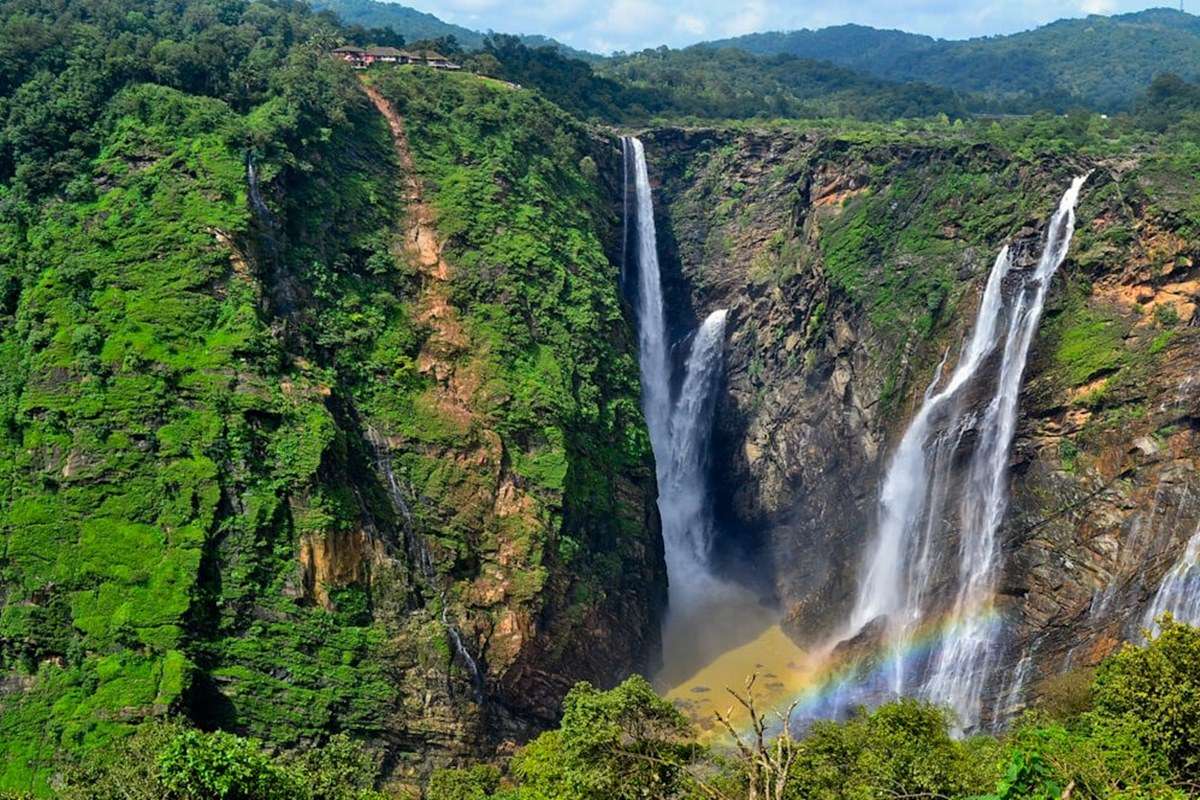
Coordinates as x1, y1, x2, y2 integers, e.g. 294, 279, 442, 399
506, 675, 696, 800
1133, 73, 1200, 131
1092, 615, 1200, 785
713, 675, 800, 800
156, 729, 301, 800
427, 765, 501, 800
784, 699, 998, 800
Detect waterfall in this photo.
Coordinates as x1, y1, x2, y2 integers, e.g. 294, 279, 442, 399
661, 309, 729, 605
1143, 524, 1200, 634
842, 175, 1088, 730
848, 246, 1014, 648
626, 136, 673, 474
367, 428, 484, 703
246, 153, 274, 224
624, 136, 728, 607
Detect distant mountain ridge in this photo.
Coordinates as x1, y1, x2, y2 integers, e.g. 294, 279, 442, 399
311, 0, 598, 59
700, 8, 1200, 110
313, 2, 1200, 112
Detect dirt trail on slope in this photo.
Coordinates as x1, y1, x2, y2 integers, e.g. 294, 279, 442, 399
359, 77, 481, 430
357, 76, 541, 666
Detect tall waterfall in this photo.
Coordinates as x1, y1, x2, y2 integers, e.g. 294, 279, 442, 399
625, 136, 673, 473
844, 175, 1088, 730
1144, 525, 1200, 633
624, 135, 728, 607
662, 309, 729, 605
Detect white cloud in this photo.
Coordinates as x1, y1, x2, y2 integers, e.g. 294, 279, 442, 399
675, 13, 708, 35
719, 0, 769, 36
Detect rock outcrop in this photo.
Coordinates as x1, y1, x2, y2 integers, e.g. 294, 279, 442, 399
636, 125, 1200, 714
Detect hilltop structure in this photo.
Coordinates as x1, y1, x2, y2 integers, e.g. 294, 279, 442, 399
332, 45, 461, 69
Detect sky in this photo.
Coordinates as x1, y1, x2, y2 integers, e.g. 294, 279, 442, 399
393, 0, 1173, 53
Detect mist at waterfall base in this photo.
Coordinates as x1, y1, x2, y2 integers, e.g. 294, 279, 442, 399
624, 137, 1105, 736
816, 174, 1090, 733
624, 137, 797, 718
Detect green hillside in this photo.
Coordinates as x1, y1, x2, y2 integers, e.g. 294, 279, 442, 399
310, 0, 597, 59
0, 0, 660, 793
705, 8, 1200, 110
598, 47, 974, 120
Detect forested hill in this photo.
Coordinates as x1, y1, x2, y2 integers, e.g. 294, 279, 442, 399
309, 0, 596, 60
595, 47, 974, 120
701, 8, 1200, 111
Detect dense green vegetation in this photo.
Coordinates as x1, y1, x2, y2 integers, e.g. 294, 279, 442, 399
705, 8, 1200, 111
0, 2, 396, 791
311, 2, 1200, 120
430, 32, 1200, 126
0, 1, 655, 794
599, 47, 971, 121
310, 0, 594, 59
7, 617, 1198, 799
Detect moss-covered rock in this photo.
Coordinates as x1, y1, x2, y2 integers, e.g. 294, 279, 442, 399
0, 68, 662, 793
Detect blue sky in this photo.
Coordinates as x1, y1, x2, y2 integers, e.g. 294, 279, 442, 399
398, 0, 1171, 53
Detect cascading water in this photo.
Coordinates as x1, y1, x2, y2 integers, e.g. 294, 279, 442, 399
625, 136, 673, 473
1143, 524, 1200, 634
246, 153, 273, 223
840, 175, 1089, 730
624, 136, 770, 698
624, 135, 729, 602
661, 309, 729, 606
367, 428, 484, 703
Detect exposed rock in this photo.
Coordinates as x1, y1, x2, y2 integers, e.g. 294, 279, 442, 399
638, 125, 1200, 719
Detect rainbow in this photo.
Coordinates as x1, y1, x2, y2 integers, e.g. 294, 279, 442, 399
713, 606, 1008, 738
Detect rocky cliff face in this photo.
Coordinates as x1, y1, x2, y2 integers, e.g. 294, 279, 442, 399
0, 69, 663, 792
637, 124, 1200, 713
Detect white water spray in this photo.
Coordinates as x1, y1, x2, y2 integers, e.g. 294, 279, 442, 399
662, 309, 729, 605
626, 136, 673, 474
843, 175, 1088, 730
1144, 524, 1200, 633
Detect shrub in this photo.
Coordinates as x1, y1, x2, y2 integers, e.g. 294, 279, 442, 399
1092, 615, 1200, 784
1154, 304, 1181, 327
507, 675, 695, 800
427, 765, 501, 800
786, 699, 1000, 799
59, 724, 390, 800
1034, 667, 1095, 720
283, 734, 388, 800
58, 722, 184, 800
157, 729, 300, 800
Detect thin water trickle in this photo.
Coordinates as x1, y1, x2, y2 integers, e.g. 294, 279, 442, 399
1144, 524, 1200, 634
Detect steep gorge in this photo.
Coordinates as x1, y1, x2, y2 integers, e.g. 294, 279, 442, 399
4, 55, 1200, 793
636, 124, 1200, 722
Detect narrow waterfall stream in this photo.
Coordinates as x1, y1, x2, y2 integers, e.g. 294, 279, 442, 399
624, 136, 807, 725
624, 133, 728, 609
625, 136, 673, 473
661, 308, 729, 604
1143, 524, 1200, 634
836, 175, 1089, 731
